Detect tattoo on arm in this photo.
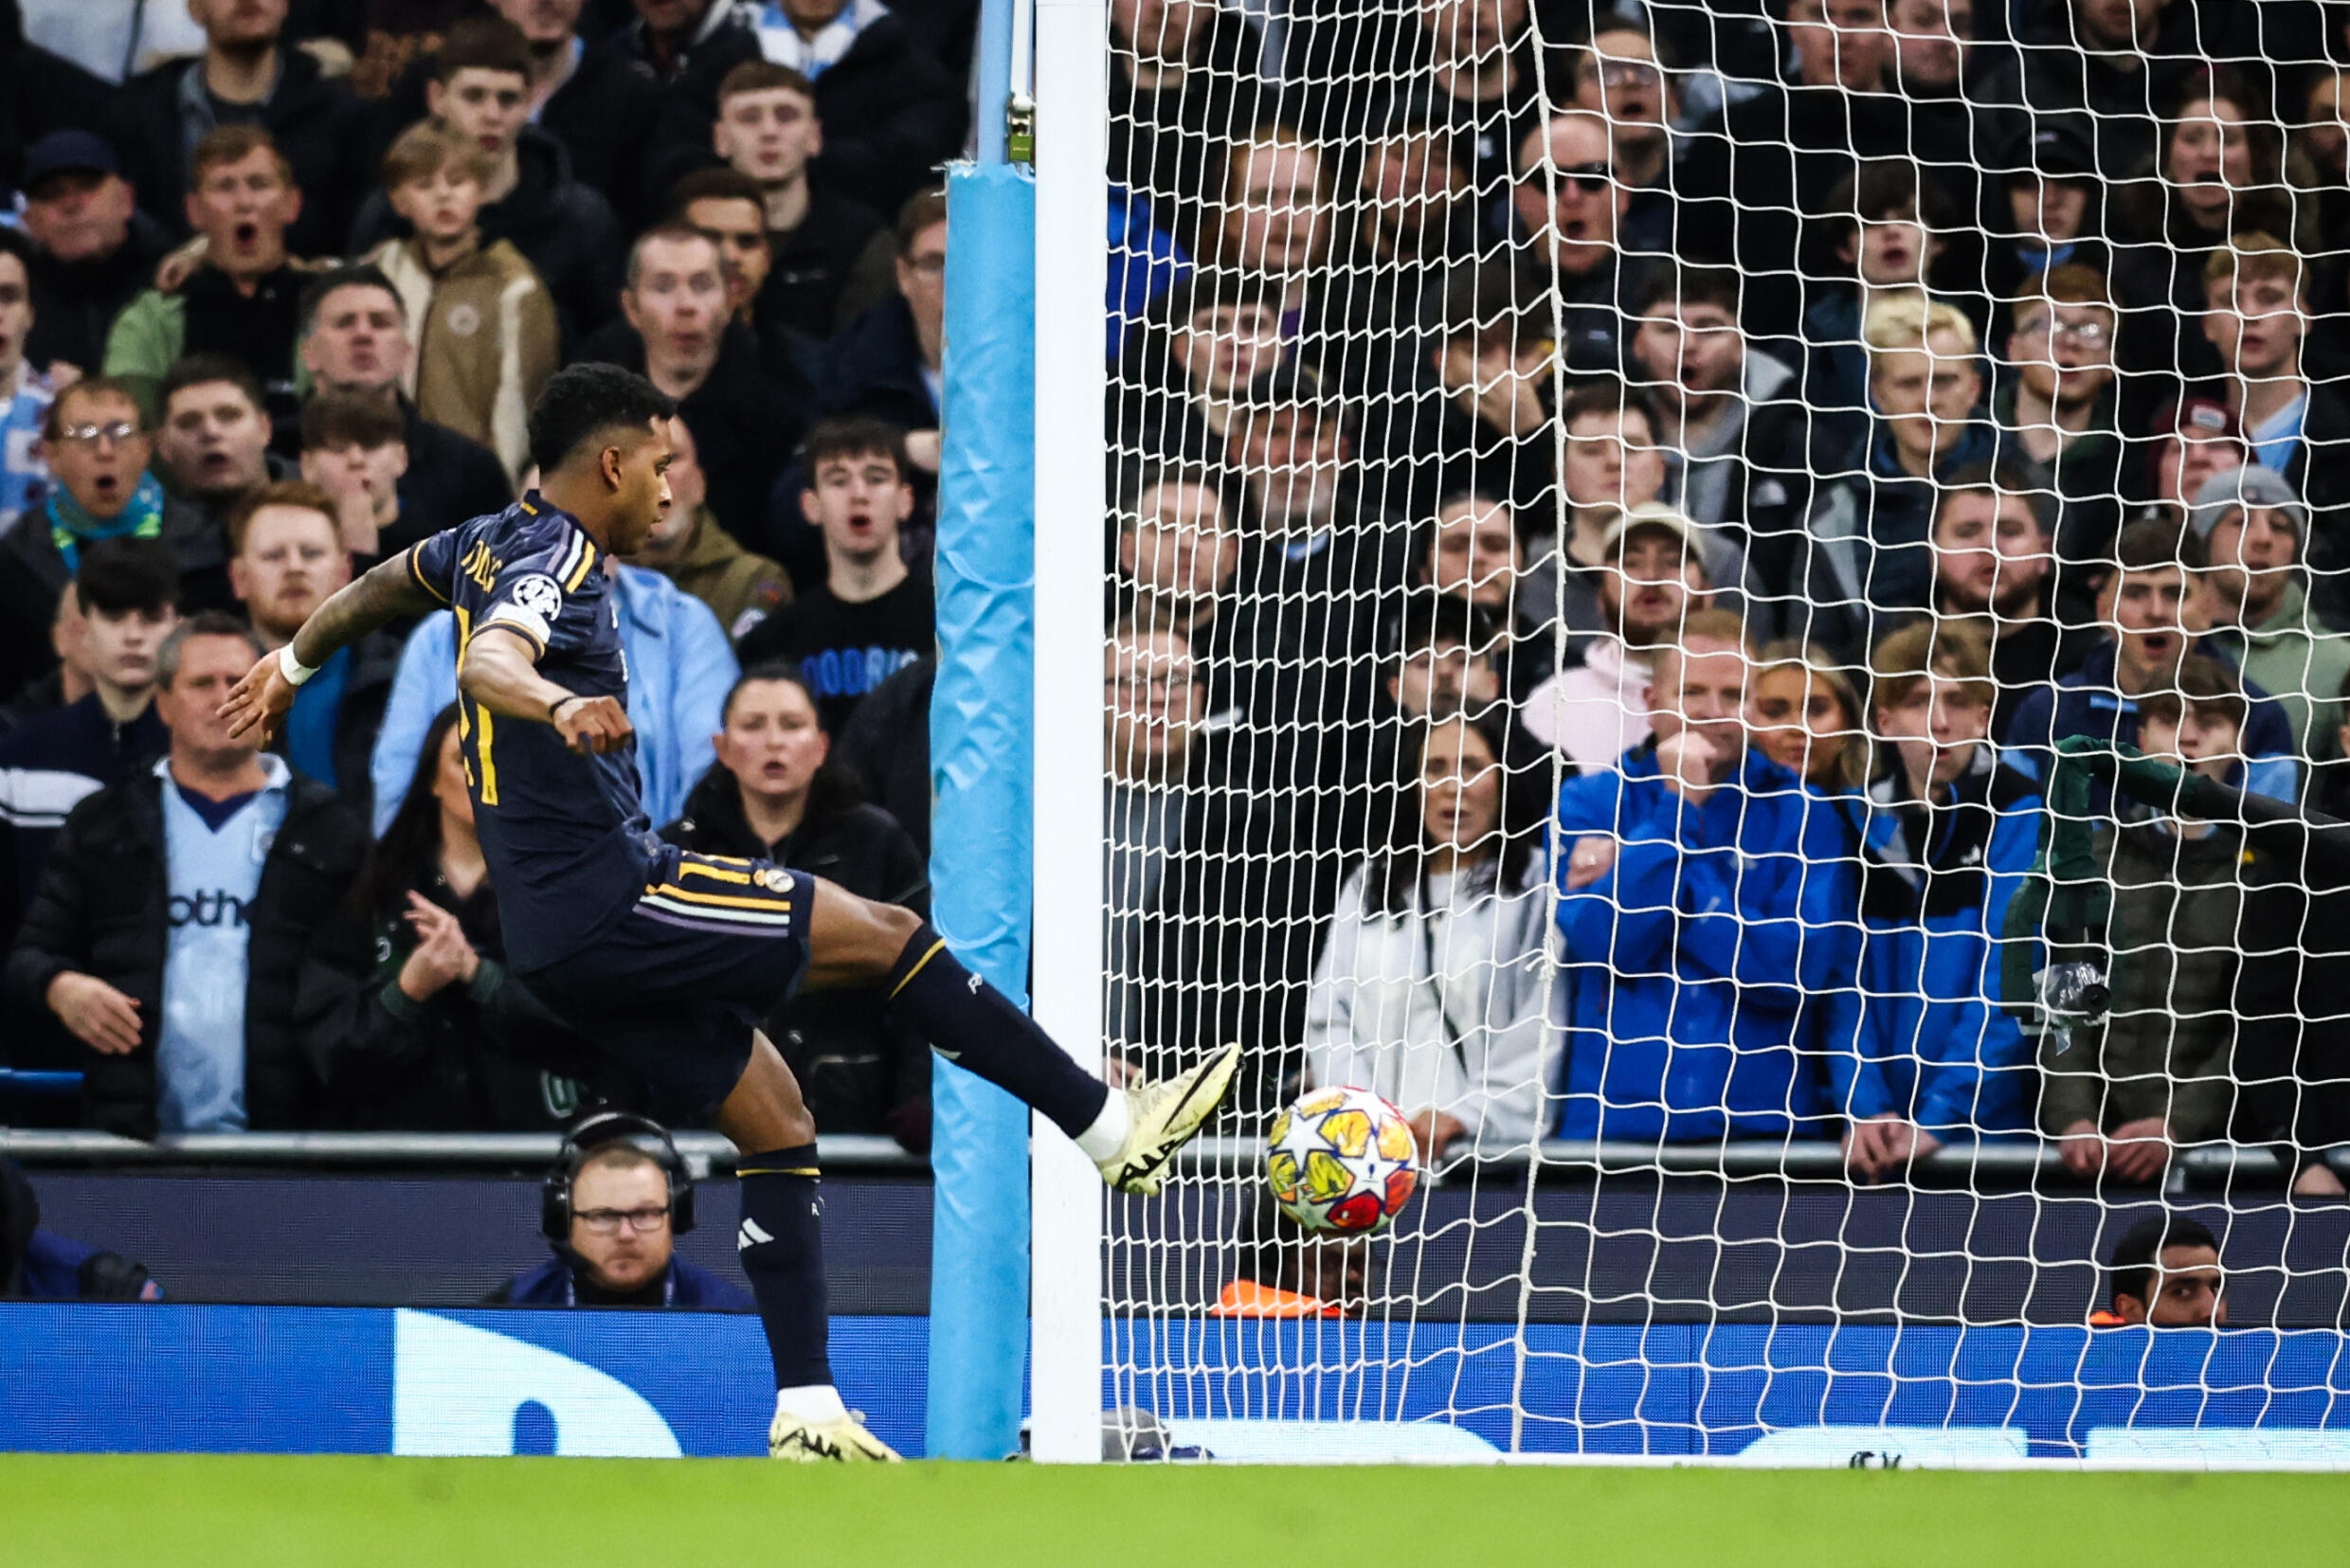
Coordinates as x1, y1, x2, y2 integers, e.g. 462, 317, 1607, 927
287, 552, 438, 669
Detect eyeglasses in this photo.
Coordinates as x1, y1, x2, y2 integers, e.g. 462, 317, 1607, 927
2016, 315, 2110, 348
55, 421, 141, 446
1556, 162, 1613, 194
575, 1205, 671, 1235
1599, 61, 1661, 88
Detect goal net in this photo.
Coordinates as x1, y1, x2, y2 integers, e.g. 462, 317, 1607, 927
1075, 0, 2350, 1460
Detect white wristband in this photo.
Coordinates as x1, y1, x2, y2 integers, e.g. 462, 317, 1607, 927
278, 643, 318, 688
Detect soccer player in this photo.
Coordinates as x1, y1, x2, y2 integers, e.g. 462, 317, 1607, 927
222, 364, 1238, 1462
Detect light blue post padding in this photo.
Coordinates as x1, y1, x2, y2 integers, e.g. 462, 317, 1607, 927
925, 161, 1036, 1462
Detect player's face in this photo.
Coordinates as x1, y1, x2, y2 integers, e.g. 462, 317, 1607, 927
231, 505, 350, 641
567, 1160, 674, 1291
606, 420, 676, 554
715, 678, 829, 803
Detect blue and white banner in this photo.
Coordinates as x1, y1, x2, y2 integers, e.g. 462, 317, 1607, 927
6, 1307, 2349, 1461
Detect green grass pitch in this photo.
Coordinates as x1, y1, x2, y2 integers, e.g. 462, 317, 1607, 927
8, 1455, 2349, 1566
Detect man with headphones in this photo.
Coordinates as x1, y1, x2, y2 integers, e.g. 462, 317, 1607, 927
493, 1111, 750, 1308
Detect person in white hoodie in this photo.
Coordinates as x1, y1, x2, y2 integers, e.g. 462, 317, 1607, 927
1304, 708, 1559, 1163
1522, 503, 1716, 773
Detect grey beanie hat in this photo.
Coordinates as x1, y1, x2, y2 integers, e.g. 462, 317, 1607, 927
2186, 463, 2306, 540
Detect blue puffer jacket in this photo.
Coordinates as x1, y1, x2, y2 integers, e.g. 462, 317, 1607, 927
1552, 743, 1854, 1142
496, 1253, 752, 1309
1824, 748, 2043, 1136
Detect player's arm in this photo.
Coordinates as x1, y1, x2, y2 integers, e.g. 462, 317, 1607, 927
459, 623, 634, 755
220, 549, 443, 743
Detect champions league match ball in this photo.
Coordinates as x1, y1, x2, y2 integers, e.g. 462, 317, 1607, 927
1263, 1087, 1421, 1236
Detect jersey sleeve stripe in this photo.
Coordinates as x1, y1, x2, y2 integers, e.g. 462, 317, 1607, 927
406, 547, 450, 603
564, 539, 599, 592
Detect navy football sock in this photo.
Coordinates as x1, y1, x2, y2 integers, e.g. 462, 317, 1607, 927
881, 926, 1111, 1140
733, 1145, 831, 1390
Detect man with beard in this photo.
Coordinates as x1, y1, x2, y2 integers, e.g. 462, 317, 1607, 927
226, 481, 400, 809
1923, 463, 2092, 743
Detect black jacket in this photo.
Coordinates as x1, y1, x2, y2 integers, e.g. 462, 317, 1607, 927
815, 294, 934, 432
351, 128, 623, 345
3, 769, 369, 1138
660, 769, 931, 1146
106, 47, 371, 258
299, 857, 626, 1131
22, 214, 175, 379
832, 654, 933, 860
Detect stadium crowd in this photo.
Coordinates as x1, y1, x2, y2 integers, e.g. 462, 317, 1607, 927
1, 0, 2349, 1192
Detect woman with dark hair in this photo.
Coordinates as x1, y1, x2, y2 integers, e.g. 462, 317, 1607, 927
1302, 711, 1557, 1163
2112, 69, 2304, 392
661, 664, 932, 1150
304, 704, 625, 1129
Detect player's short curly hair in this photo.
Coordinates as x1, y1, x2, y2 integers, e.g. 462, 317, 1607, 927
527, 364, 678, 477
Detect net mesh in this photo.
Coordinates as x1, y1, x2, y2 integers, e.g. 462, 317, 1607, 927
1094, 0, 2350, 1457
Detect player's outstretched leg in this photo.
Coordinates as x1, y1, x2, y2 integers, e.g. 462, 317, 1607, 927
714, 1030, 897, 1462
804, 883, 1238, 1196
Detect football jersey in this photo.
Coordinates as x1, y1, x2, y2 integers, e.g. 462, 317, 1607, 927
407, 493, 653, 969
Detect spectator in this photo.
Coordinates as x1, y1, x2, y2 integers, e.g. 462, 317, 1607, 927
1114, 463, 1242, 674
493, 1120, 751, 1307
1552, 612, 1851, 1142
14, 132, 177, 381
1421, 266, 1554, 518
2200, 235, 2350, 621
0, 539, 176, 932
1925, 461, 2094, 742
4, 613, 366, 1138
1790, 296, 2028, 662
1629, 264, 1808, 568
0, 581, 92, 735
366, 122, 560, 488
1413, 487, 1540, 661
661, 666, 930, 1147
1522, 505, 1717, 774
225, 480, 398, 807
0, 1164, 161, 1300
296, 391, 411, 567
309, 704, 629, 1130
2096, 1216, 2225, 1327
293, 265, 515, 550
2183, 465, 2350, 763
1507, 110, 1645, 374
626, 416, 792, 643
2040, 656, 2291, 1185
2110, 69, 2297, 393
101, 126, 308, 412
1799, 160, 1952, 447
1750, 640, 1869, 792
104, 0, 366, 257
1830, 622, 2040, 1182
150, 356, 279, 612
736, 417, 928, 734
1566, 22, 1681, 256
2006, 517, 2299, 802
478, 0, 666, 230
1304, 709, 1558, 1162
1346, 114, 1476, 289
831, 653, 931, 859
1116, 270, 1284, 467
0, 380, 176, 698
0, 228, 53, 536
1196, 129, 1343, 365
1109, 0, 1268, 236
1545, 380, 1674, 624
709, 60, 884, 340
1986, 117, 2109, 307
816, 189, 943, 476
370, 555, 734, 836
728, 0, 967, 212
1993, 266, 2125, 578
664, 167, 822, 392
1380, 590, 1504, 726
350, 14, 623, 345
594, 223, 804, 548
2131, 395, 2244, 532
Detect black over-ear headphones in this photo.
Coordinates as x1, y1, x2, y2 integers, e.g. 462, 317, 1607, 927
541, 1109, 696, 1240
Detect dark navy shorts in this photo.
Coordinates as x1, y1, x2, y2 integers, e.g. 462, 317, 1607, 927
520, 847, 818, 1117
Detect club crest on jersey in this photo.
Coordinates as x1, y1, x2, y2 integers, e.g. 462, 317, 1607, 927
512, 574, 564, 621
755, 868, 794, 893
